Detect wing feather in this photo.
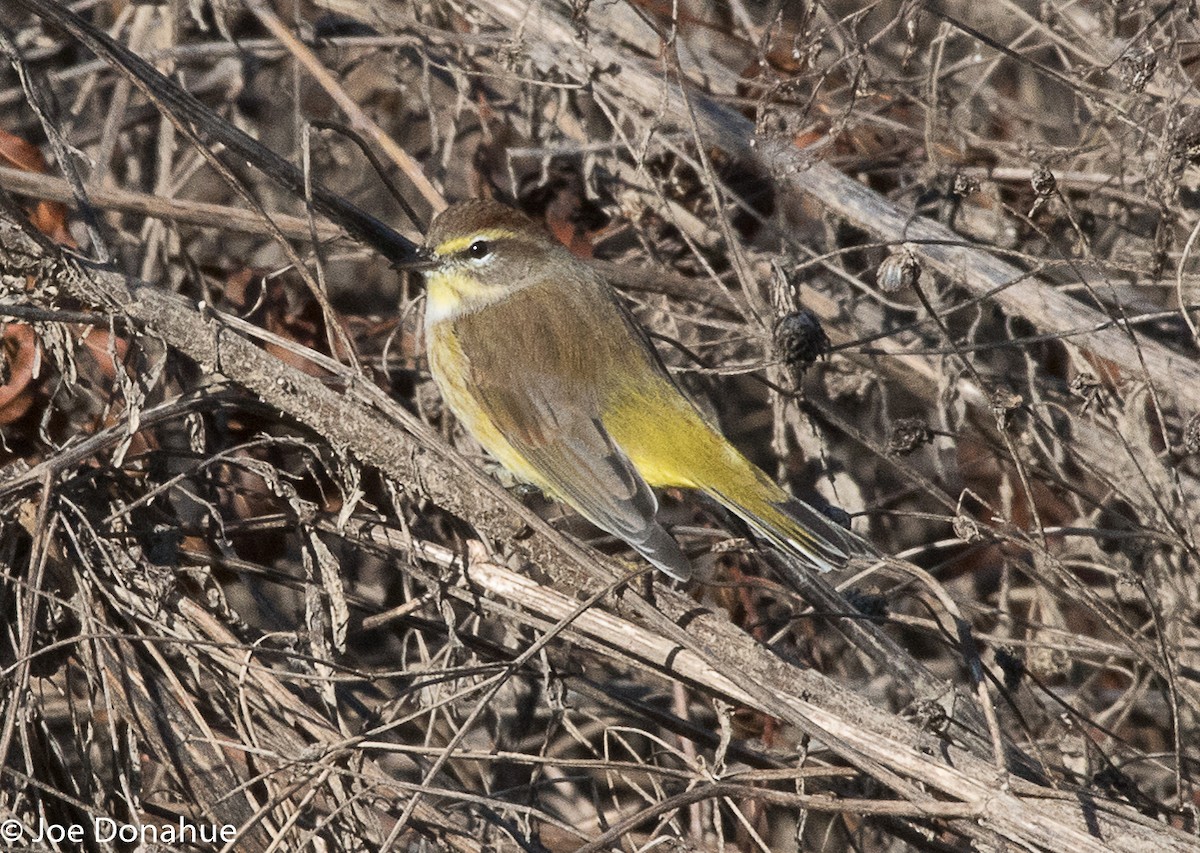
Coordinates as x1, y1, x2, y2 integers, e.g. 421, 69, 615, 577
455, 291, 691, 580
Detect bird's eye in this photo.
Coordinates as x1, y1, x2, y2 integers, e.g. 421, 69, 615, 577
467, 239, 492, 260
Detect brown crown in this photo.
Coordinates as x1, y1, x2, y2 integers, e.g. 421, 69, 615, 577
425, 199, 549, 247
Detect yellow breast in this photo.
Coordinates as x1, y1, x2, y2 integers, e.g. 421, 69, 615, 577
425, 318, 551, 491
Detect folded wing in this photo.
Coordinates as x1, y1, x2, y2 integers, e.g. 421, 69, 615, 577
471, 370, 692, 580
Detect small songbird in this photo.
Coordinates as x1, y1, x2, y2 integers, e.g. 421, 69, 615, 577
404, 198, 873, 580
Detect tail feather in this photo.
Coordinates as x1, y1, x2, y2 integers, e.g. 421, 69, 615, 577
711, 489, 877, 574
630, 522, 694, 581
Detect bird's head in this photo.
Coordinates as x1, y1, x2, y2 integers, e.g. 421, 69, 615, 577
400, 199, 574, 323
416, 199, 566, 280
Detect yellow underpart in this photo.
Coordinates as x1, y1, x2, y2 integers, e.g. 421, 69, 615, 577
426, 319, 551, 491
433, 228, 518, 257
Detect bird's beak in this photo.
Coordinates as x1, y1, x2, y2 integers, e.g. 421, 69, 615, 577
393, 246, 437, 273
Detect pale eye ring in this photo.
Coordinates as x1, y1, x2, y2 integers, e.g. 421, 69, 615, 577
467, 239, 492, 260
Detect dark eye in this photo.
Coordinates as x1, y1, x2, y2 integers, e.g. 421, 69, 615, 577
467, 239, 491, 259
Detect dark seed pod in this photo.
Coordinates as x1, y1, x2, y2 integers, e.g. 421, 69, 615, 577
774, 308, 830, 369
888, 417, 933, 454
994, 647, 1026, 691
1031, 165, 1057, 198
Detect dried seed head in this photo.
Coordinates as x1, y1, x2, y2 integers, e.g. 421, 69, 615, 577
908, 698, 951, 735
952, 172, 980, 197
1031, 165, 1057, 198
878, 244, 921, 294
888, 417, 933, 454
773, 308, 830, 369
952, 513, 987, 544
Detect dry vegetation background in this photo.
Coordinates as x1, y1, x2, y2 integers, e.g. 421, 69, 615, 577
0, 0, 1199, 850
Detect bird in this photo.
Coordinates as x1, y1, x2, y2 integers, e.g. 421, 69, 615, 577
403, 197, 874, 581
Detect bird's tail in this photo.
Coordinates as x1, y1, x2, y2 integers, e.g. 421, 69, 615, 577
706, 482, 877, 574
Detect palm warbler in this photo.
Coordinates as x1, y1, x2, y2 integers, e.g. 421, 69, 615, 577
404, 198, 873, 580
